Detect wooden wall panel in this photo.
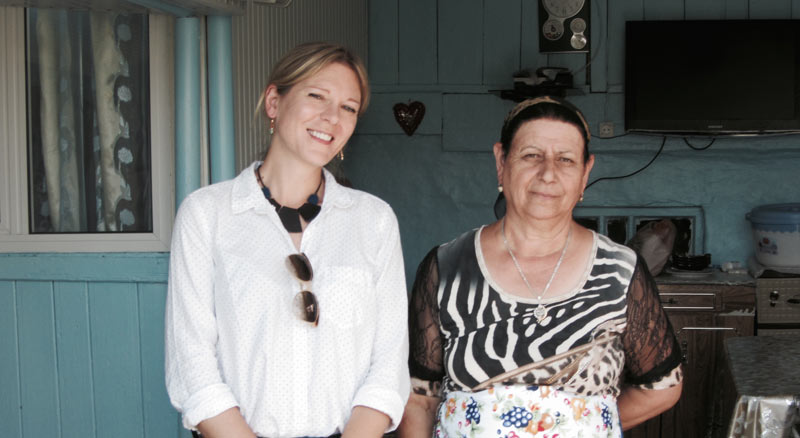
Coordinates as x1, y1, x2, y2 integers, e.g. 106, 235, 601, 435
520, 0, 549, 73
547, 53, 589, 87
643, 0, 684, 19
368, 0, 398, 84
483, 0, 522, 86
590, 0, 609, 92
54, 281, 96, 438
138, 282, 178, 438
356, 92, 442, 135
685, 0, 726, 18
0, 281, 22, 438
438, 0, 484, 84
398, 0, 437, 83
442, 94, 515, 152
749, 0, 792, 18
607, 0, 644, 89
17, 281, 60, 437
89, 282, 145, 438
725, 0, 749, 17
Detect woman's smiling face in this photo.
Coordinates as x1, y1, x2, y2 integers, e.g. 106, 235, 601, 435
495, 118, 594, 221
266, 62, 362, 168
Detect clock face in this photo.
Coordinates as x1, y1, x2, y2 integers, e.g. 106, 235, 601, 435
542, 0, 585, 18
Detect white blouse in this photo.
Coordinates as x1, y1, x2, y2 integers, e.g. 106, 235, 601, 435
165, 163, 410, 437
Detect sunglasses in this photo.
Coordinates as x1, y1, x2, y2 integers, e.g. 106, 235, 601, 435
286, 253, 319, 326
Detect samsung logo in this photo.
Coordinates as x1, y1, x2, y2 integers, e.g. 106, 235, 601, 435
707, 125, 723, 129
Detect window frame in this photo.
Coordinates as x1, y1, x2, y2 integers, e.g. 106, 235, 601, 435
0, 7, 175, 252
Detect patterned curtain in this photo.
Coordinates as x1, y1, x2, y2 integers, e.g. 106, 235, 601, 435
28, 9, 151, 233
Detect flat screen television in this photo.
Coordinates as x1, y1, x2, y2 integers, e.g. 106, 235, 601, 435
625, 20, 800, 135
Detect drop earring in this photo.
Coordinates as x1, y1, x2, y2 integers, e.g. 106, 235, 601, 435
338, 150, 344, 161
498, 185, 503, 193
579, 193, 584, 202
269, 118, 275, 135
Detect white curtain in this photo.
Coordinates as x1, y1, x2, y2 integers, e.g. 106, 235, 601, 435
29, 9, 150, 233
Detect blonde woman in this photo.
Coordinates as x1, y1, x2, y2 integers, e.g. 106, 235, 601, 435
165, 42, 409, 438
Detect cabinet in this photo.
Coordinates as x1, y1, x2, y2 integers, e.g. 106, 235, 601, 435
624, 283, 755, 438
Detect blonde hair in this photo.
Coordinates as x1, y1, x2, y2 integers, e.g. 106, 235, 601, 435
256, 42, 370, 118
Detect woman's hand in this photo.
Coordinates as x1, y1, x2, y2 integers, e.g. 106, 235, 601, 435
618, 382, 683, 430
195, 407, 257, 438
341, 406, 391, 438
397, 393, 441, 438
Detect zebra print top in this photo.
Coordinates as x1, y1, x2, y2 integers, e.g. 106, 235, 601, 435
409, 227, 682, 397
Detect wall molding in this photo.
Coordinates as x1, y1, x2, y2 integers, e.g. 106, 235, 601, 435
0, 253, 169, 282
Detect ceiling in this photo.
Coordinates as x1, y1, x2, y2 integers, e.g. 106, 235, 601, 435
0, 0, 248, 16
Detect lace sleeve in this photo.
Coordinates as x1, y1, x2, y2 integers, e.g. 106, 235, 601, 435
622, 255, 683, 388
408, 246, 445, 397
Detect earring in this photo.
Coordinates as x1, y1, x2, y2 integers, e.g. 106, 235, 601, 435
498, 185, 503, 193
338, 150, 344, 161
269, 118, 275, 135
579, 193, 584, 202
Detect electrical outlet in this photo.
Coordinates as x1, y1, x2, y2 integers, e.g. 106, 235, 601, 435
598, 122, 614, 138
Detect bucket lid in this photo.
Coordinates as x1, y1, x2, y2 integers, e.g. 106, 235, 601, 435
746, 203, 800, 224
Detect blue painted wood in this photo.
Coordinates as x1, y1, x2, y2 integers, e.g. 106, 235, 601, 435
483, 0, 522, 86
725, 0, 749, 17
643, 0, 684, 19
0, 253, 169, 283
520, 0, 549, 71
398, 0, 437, 83
89, 282, 145, 438
346, 133, 497, 284
686, 0, 726, 18
547, 53, 588, 87
0, 281, 22, 438
17, 281, 60, 438
207, 16, 236, 184
607, 0, 644, 88
589, 0, 609, 92
355, 92, 442, 135
749, 0, 792, 18
138, 282, 177, 438
438, 0, 483, 84
368, 0, 398, 84
54, 281, 96, 438
442, 94, 515, 152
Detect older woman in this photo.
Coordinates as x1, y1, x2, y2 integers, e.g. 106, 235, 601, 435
398, 96, 683, 437
165, 42, 409, 438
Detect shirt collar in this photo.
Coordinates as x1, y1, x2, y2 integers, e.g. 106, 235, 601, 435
231, 161, 353, 215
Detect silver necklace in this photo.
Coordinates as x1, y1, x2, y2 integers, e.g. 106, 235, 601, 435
501, 217, 572, 323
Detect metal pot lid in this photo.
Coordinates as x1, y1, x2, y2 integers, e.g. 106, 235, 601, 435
746, 203, 800, 224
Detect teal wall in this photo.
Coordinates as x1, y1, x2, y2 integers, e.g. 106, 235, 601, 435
348, 0, 800, 283
0, 253, 190, 438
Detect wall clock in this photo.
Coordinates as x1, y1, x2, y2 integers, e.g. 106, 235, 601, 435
538, 0, 590, 53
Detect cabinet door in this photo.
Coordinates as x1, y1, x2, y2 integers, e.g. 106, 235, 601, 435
625, 313, 751, 438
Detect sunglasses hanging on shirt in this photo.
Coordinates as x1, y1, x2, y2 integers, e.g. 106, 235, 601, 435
287, 253, 319, 326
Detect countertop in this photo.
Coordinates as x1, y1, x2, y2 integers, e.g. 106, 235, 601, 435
726, 336, 800, 397
724, 336, 800, 438
656, 268, 756, 286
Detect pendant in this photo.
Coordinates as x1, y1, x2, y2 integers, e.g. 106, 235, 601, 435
534, 303, 547, 322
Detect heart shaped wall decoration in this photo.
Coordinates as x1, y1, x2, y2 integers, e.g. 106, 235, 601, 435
393, 101, 426, 136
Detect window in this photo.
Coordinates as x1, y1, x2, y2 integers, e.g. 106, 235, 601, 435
0, 7, 174, 252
